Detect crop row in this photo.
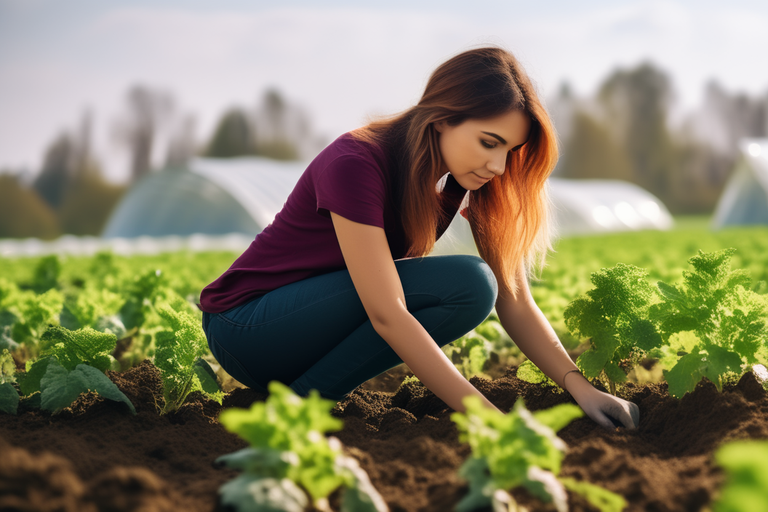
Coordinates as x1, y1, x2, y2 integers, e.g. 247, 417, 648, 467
1, 226, 767, 510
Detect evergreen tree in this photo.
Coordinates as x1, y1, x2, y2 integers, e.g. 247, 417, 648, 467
32, 133, 76, 210
557, 109, 634, 181
597, 62, 678, 204
205, 108, 256, 158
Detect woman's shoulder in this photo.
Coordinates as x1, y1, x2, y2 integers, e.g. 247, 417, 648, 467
326, 131, 383, 160
311, 131, 386, 174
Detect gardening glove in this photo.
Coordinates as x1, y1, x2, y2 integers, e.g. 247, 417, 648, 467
566, 373, 640, 429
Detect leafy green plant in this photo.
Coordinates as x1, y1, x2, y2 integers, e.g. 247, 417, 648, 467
38, 357, 135, 414
452, 397, 626, 512
217, 381, 388, 512
712, 439, 768, 512
563, 263, 664, 394
444, 331, 492, 379
651, 249, 768, 397
60, 286, 126, 338
119, 268, 166, 331
516, 359, 558, 388
0, 282, 64, 359
0, 349, 19, 415
29, 254, 62, 294
17, 325, 135, 415
153, 295, 221, 414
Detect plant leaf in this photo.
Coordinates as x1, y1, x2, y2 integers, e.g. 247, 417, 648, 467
218, 474, 308, 512
40, 359, 136, 415
576, 331, 619, 379
560, 476, 627, 512
664, 352, 705, 398
0, 382, 19, 415
18, 356, 52, 396
337, 454, 389, 512
702, 345, 743, 392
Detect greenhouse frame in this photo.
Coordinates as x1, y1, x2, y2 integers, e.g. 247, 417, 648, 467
102, 157, 674, 254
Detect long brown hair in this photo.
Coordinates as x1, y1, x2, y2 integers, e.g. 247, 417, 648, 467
352, 46, 559, 298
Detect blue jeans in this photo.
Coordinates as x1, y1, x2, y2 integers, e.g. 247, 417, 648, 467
201, 254, 497, 400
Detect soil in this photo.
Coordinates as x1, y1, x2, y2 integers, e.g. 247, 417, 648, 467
1, 360, 767, 512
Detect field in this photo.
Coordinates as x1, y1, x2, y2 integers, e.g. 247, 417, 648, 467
1, 224, 767, 512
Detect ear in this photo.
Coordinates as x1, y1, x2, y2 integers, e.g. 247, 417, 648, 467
433, 120, 446, 133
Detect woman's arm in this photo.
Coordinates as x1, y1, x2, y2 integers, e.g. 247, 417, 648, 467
496, 268, 640, 429
331, 212, 499, 413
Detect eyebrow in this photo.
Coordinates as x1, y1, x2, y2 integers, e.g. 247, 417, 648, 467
481, 131, 507, 145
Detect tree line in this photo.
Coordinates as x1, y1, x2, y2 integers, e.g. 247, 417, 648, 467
552, 62, 767, 214
2, 63, 766, 239
1, 87, 320, 240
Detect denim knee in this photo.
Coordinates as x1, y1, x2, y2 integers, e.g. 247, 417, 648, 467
450, 255, 498, 318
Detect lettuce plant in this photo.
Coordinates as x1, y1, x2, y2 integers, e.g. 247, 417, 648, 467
0, 281, 64, 359
563, 263, 663, 394
0, 349, 18, 415
60, 286, 126, 338
444, 331, 492, 379
17, 325, 135, 415
452, 397, 626, 512
153, 295, 221, 414
652, 249, 768, 397
712, 439, 768, 512
217, 381, 387, 512
560, 248, 768, 398
30, 254, 62, 294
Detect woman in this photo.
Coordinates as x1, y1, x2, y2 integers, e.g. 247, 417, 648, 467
199, 46, 640, 429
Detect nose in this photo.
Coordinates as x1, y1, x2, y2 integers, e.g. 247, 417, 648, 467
486, 153, 506, 176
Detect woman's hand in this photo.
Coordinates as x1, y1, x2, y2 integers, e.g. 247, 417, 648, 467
565, 372, 640, 429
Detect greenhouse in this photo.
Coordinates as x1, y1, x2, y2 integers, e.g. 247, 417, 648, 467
102, 157, 674, 252
712, 138, 768, 229
102, 158, 306, 238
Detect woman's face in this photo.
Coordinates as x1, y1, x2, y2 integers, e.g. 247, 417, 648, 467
434, 109, 531, 190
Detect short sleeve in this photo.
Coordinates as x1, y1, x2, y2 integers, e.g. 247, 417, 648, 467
315, 154, 387, 229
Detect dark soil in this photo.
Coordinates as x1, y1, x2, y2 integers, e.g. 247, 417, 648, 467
2, 360, 767, 512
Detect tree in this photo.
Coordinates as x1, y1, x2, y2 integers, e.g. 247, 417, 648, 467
253, 88, 304, 160
165, 114, 198, 168
597, 62, 678, 203
32, 133, 77, 210
58, 171, 127, 236
557, 109, 634, 181
205, 108, 256, 158
115, 86, 173, 181
0, 174, 60, 239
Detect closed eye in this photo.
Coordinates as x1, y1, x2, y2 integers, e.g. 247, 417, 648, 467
481, 140, 498, 149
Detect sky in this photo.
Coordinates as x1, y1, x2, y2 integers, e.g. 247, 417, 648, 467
1, 0, 767, 183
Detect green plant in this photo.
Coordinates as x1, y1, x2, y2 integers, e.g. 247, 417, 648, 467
60, 286, 125, 338
445, 331, 492, 379
153, 295, 221, 414
217, 381, 387, 512
563, 263, 663, 394
38, 357, 135, 414
712, 439, 768, 512
0, 285, 64, 359
0, 349, 18, 415
17, 325, 135, 415
652, 249, 768, 397
452, 397, 626, 512
29, 254, 62, 294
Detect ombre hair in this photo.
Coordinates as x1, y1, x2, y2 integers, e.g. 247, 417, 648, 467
352, 46, 559, 298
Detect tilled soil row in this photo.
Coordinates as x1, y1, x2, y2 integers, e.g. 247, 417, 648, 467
1, 360, 767, 512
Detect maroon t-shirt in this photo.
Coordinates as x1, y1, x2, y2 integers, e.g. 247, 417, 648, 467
199, 133, 468, 314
